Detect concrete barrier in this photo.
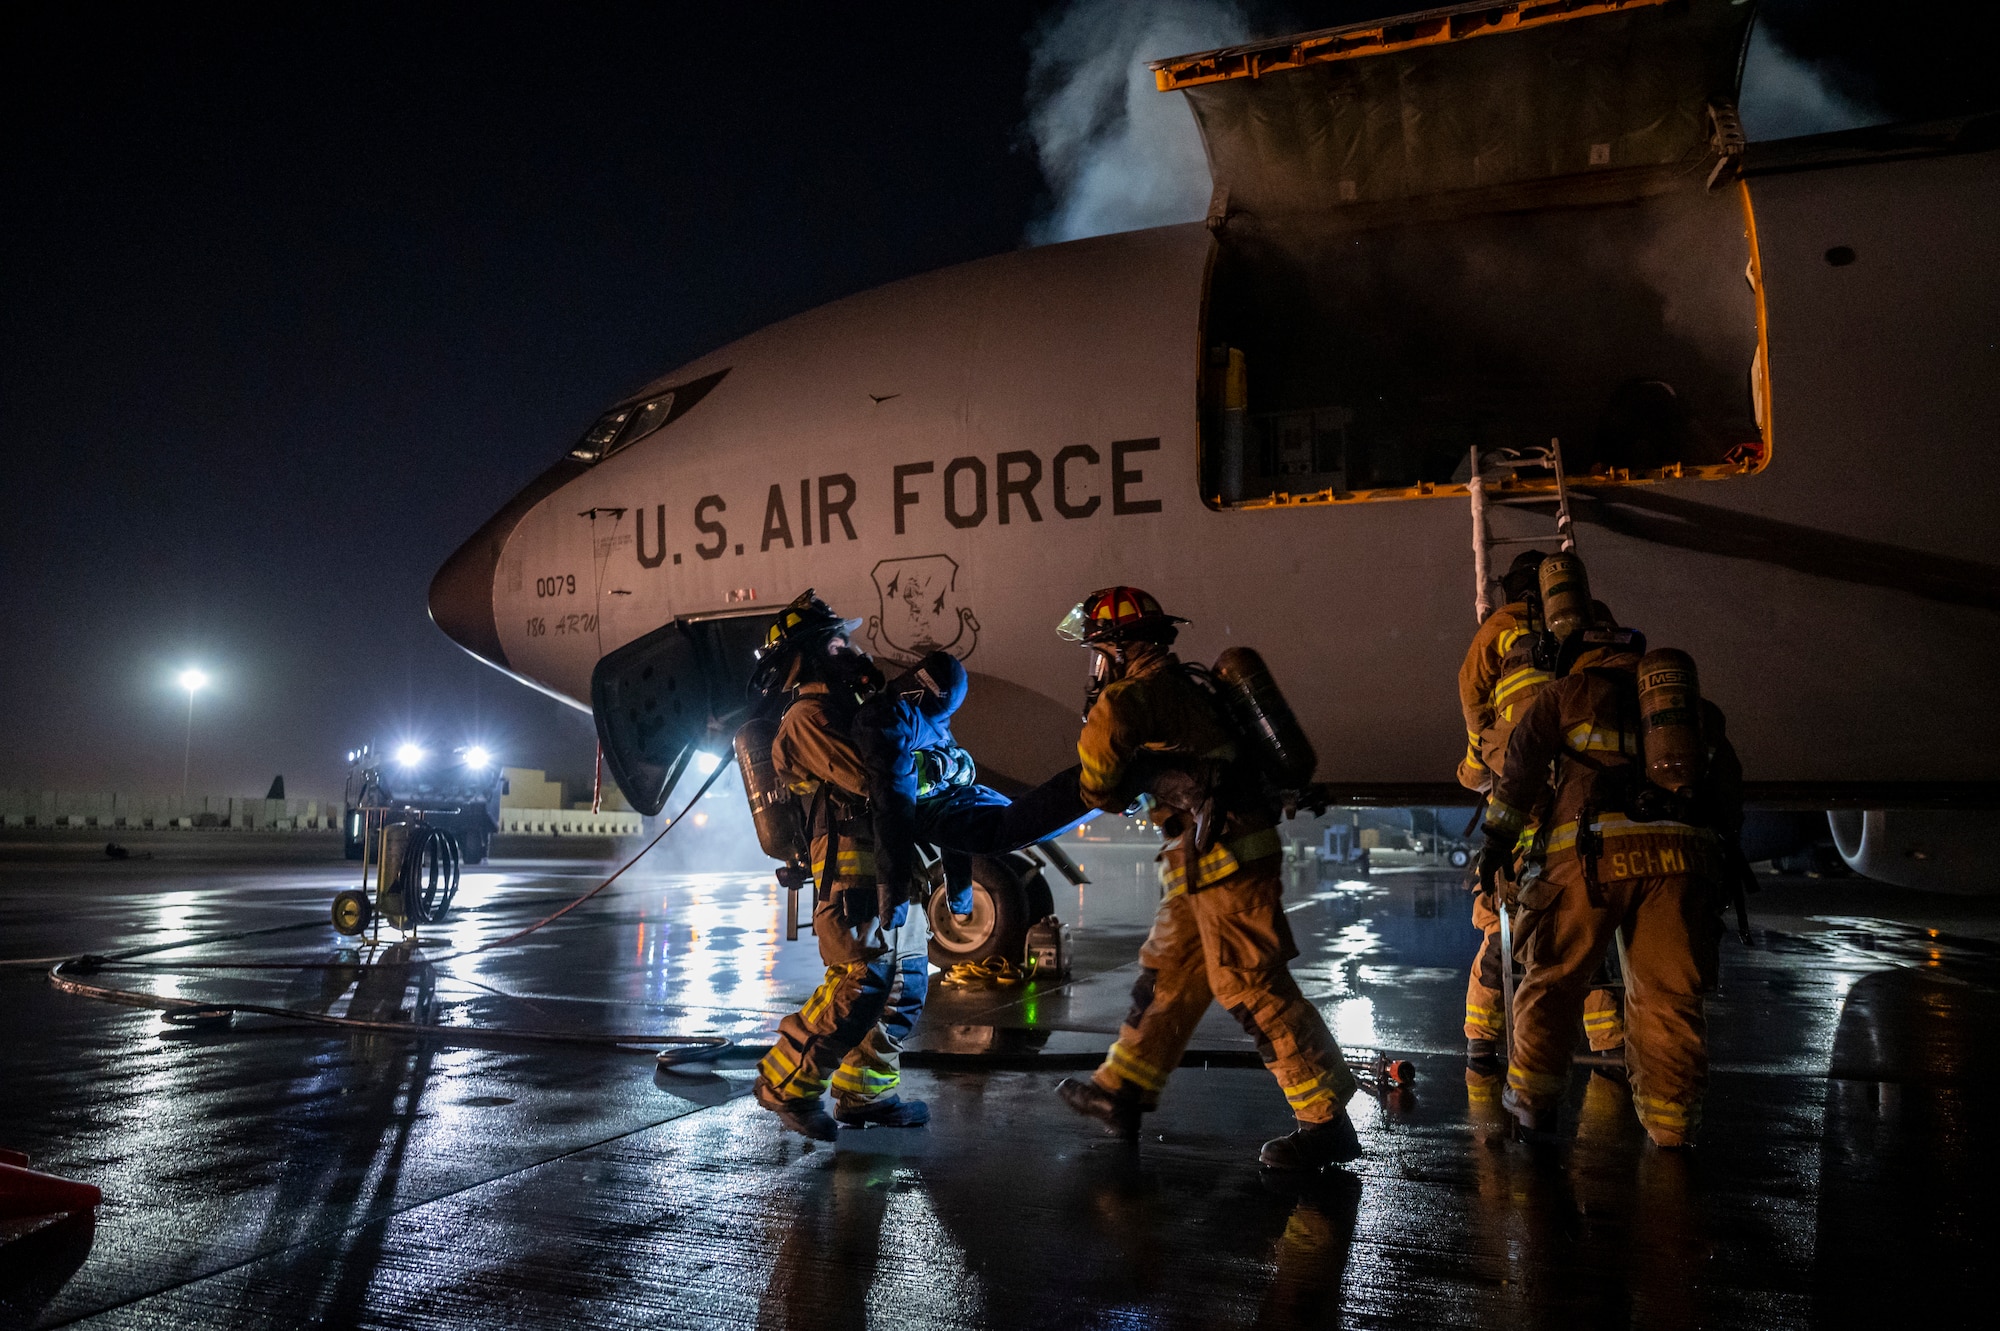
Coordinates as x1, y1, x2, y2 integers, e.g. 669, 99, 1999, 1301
0, 789, 340, 831
496, 808, 643, 838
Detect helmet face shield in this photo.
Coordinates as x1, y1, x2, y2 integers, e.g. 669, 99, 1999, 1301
1056, 603, 1091, 643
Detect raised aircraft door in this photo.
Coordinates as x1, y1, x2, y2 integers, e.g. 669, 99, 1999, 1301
589, 610, 773, 815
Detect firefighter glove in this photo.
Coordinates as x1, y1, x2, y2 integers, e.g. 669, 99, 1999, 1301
1476, 833, 1518, 897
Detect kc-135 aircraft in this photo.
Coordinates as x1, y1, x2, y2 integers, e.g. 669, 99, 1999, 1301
430, 0, 2000, 931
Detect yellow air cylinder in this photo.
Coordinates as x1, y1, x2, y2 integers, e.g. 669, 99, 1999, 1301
1538, 551, 1591, 641
734, 719, 804, 864
1637, 649, 1703, 793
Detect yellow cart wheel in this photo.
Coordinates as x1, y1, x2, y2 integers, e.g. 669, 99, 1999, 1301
331, 889, 373, 936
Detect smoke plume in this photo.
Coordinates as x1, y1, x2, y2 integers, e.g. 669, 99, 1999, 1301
1024, 0, 1249, 245
1738, 17, 1885, 141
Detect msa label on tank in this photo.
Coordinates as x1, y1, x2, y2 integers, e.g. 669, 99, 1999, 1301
619, 439, 1165, 569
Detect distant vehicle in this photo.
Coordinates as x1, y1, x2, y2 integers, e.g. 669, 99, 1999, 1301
343, 742, 502, 865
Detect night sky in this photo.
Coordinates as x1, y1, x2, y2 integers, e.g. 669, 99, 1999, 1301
3, 2, 1986, 804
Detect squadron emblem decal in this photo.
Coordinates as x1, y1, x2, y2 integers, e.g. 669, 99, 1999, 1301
866, 555, 979, 665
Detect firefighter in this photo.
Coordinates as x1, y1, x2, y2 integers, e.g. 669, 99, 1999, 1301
1476, 626, 1743, 1149
1049, 587, 1361, 1170
1456, 550, 1623, 1071
751, 591, 932, 1140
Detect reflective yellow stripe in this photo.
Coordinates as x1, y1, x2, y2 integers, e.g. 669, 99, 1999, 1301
1564, 722, 1637, 755
1105, 1041, 1168, 1092
1282, 1073, 1338, 1111
758, 1044, 828, 1097
810, 849, 878, 881
1493, 666, 1553, 704
1542, 817, 1718, 857
1158, 826, 1283, 896
800, 965, 858, 1026
830, 1065, 900, 1094
1634, 1092, 1698, 1132
1581, 1011, 1623, 1031
1507, 1066, 1567, 1097
1497, 626, 1527, 653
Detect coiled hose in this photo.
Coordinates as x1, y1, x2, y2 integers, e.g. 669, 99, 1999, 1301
398, 824, 460, 924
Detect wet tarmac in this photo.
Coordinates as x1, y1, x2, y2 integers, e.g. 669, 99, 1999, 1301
2, 828, 1993, 1329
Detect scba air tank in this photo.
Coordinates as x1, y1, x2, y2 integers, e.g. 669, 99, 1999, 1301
1537, 551, 1592, 640
734, 719, 805, 864
1212, 647, 1318, 789
1637, 649, 1703, 793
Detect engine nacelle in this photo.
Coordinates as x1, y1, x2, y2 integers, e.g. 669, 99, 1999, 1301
1828, 810, 2000, 894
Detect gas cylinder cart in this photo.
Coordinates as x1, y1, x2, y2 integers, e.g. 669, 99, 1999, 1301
330, 808, 462, 939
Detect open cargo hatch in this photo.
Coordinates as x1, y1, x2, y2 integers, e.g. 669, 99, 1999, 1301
1158, 1, 1771, 510
590, 609, 772, 816
1154, 0, 1754, 216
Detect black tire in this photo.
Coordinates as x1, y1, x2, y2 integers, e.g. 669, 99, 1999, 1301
928, 854, 1036, 968
461, 830, 488, 866
331, 889, 373, 936
1449, 846, 1471, 868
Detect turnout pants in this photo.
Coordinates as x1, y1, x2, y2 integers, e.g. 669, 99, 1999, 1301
1465, 889, 1625, 1050
757, 893, 930, 1111
1092, 864, 1355, 1123
1507, 873, 1719, 1147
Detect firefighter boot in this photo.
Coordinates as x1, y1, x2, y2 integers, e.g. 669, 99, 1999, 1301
754, 1083, 839, 1142
1501, 1085, 1560, 1145
1056, 1077, 1145, 1140
835, 1095, 931, 1129
1259, 1108, 1362, 1171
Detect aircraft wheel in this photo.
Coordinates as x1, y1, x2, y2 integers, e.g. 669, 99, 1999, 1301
1449, 846, 1471, 868
331, 889, 373, 936
928, 855, 1041, 968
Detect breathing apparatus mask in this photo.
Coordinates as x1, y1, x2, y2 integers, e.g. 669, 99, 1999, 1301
749, 588, 875, 703
1057, 586, 1186, 721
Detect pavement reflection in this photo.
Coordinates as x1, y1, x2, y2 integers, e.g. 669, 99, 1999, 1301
0, 833, 1993, 1328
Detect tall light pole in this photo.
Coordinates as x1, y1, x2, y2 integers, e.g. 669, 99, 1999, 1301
178, 668, 208, 800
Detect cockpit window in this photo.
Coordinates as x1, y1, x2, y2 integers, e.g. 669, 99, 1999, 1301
565, 368, 732, 464
570, 407, 633, 463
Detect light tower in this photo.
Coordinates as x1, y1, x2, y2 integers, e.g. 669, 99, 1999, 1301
177, 668, 208, 800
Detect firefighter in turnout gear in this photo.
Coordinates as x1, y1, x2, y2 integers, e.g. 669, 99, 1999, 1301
1050, 587, 1361, 1171
1479, 627, 1744, 1149
1456, 550, 1623, 1071
751, 591, 932, 1140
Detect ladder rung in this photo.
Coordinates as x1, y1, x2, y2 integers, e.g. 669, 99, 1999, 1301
1484, 534, 1556, 545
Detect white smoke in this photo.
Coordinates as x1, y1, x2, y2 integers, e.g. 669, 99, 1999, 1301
1024, 0, 1250, 245
1738, 19, 1885, 141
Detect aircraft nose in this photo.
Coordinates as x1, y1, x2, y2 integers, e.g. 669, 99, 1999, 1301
429, 458, 588, 668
